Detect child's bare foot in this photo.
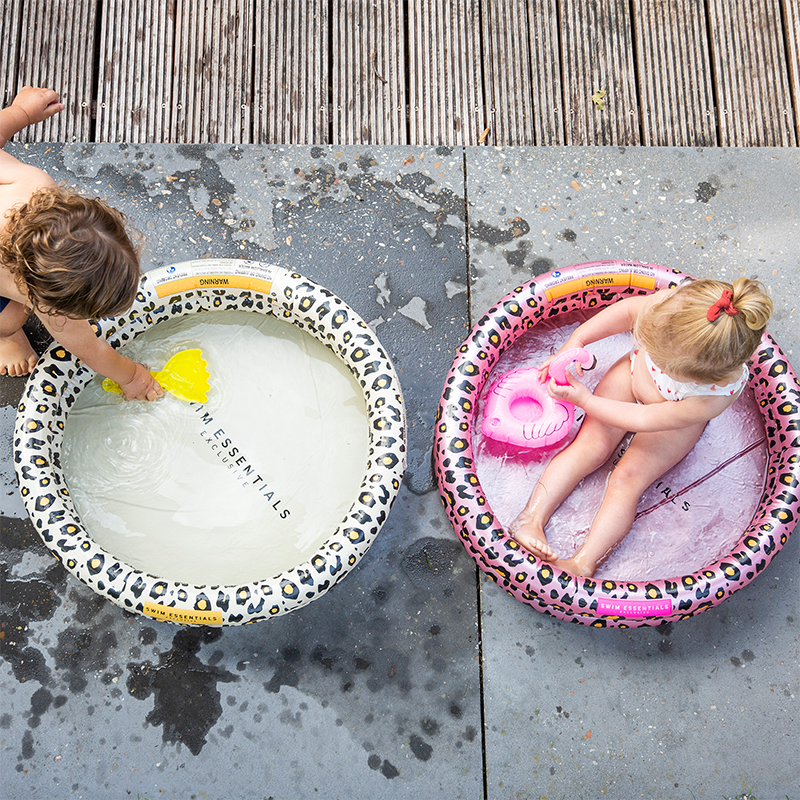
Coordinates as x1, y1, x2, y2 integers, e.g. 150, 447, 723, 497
0, 330, 38, 376
507, 514, 557, 561
554, 555, 597, 578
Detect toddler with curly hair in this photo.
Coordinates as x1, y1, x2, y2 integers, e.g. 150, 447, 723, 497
0, 86, 161, 400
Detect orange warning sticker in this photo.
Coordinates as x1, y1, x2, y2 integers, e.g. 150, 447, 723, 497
154, 274, 272, 298
539, 264, 658, 301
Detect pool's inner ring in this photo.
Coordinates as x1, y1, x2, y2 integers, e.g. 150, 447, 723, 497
62, 310, 370, 586
473, 313, 767, 582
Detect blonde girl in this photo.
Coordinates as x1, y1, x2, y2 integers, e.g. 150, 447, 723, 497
508, 277, 773, 577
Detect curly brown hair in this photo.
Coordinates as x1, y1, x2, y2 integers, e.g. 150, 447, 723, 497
634, 277, 773, 383
0, 185, 141, 320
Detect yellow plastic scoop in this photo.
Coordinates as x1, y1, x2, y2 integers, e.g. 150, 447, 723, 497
102, 349, 210, 403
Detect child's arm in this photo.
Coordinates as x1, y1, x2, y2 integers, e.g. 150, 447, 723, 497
0, 86, 63, 148
37, 313, 163, 401
0, 87, 63, 202
538, 292, 665, 380
549, 371, 735, 431
564, 293, 654, 346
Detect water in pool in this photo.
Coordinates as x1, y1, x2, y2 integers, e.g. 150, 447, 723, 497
62, 311, 369, 585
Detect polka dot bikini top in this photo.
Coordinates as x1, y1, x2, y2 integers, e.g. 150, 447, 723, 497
630, 347, 749, 401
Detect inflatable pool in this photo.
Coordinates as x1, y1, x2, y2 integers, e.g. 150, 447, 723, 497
434, 261, 799, 627
15, 260, 406, 626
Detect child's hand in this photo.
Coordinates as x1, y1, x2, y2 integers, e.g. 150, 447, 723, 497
119, 362, 164, 401
537, 336, 590, 383
11, 86, 64, 127
546, 371, 591, 407
537, 354, 557, 383
537, 353, 589, 384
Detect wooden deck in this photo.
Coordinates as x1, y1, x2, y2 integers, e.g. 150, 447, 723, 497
1, 0, 798, 147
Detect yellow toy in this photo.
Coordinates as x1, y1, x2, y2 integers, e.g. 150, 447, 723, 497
103, 349, 210, 403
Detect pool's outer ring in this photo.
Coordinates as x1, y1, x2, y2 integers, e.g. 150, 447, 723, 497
15, 259, 407, 626
433, 261, 800, 628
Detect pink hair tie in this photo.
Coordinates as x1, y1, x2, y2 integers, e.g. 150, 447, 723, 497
707, 289, 739, 321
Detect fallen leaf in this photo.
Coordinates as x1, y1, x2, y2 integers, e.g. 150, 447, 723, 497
478, 126, 490, 144
591, 89, 606, 110
371, 50, 387, 84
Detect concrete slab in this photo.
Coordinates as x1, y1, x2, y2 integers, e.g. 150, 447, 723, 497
467, 146, 799, 799
1, 144, 482, 799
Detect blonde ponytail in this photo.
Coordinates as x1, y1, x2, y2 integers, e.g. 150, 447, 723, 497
635, 277, 772, 384
731, 277, 773, 331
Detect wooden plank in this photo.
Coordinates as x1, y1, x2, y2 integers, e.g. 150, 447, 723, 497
228, 0, 253, 142
1, 0, 23, 111
171, 0, 253, 143
332, 0, 406, 145
526, 0, 566, 145
16, 0, 97, 142
143, 0, 173, 142
481, 0, 535, 145
561, 0, 641, 145
408, 0, 484, 145
708, 0, 796, 146
172, 0, 195, 141
782, 0, 800, 140
254, 0, 328, 144
634, 0, 717, 146
97, 0, 176, 142
99, 0, 127, 141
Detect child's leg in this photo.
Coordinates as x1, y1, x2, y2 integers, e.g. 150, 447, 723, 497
556, 420, 707, 577
0, 299, 37, 376
508, 355, 634, 559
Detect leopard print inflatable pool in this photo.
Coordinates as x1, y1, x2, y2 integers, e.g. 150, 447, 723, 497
15, 260, 406, 626
434, 261, 799, 627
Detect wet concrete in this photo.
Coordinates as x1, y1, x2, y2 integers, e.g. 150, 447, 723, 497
1, 144, 798, 799
468, 147, 799, 800
1, 144, 480, 799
